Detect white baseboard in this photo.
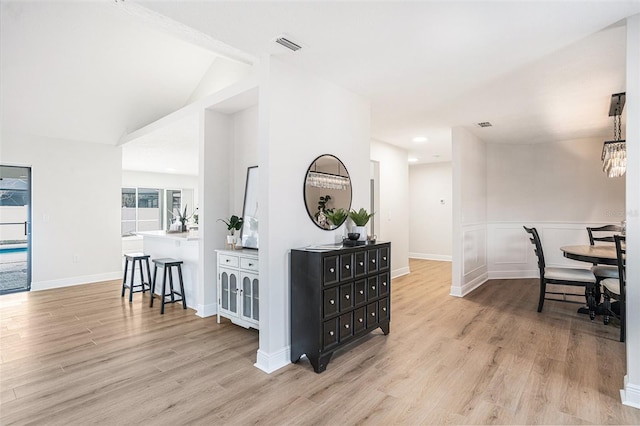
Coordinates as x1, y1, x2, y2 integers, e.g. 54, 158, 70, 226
254, 346, 290, 374
391, 266, 410, 279
409, 252, 452, 262
31, 271, 122, 291
195, 303, 217, 318
622, 375, 640, 409
450, 271, 488, 297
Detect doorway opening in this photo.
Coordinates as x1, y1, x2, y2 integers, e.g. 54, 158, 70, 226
0, 165, 31, 294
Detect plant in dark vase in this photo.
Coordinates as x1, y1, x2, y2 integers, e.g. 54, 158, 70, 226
315, 195, 334, 229
348, 208, 374, 242
170, 205, 194, 232
218, 215, 244, 248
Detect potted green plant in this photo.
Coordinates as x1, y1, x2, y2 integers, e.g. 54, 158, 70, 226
170, 204, 194, 232
218, 215, 244, 246
348, 208, 374, 241
325, 208, 348, 228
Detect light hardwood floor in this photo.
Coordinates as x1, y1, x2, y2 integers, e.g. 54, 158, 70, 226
1, 259, 638, 425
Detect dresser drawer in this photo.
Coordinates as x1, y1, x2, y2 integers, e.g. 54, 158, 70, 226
323, 318, 339, 349
219, 254, 239, 268
240, 257, 259, 271
379, 246, 390, 270
367, 248, 379, 273
323, 287, 339, 317
354, 279, 366, 305
379, 297, 389, 322
354, 251, 367, 277
339, 312, 353, 341
340, 253, 354, 281
339, 283, 354, 311
366, 301, 379, 328
367, 276, 379, 300
323, 256, 339, 286
379, 272, 390, 296
354, 307, 366, 334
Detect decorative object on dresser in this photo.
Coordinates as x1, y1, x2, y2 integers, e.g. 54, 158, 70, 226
303, 154, 352, 230
216, 249, 259, 329
218, 215, 244, 249
291, 242, 391, 373
348, 208, 374, 242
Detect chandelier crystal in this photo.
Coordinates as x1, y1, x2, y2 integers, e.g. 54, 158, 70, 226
601, 93, 626, 178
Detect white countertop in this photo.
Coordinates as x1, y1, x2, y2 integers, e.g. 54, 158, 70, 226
136, 230, 200, 241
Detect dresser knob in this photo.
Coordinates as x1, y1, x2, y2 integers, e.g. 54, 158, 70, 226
359, 318, 363, 323
383, 307, 387, 312
344, 324, 350, 329
371, 286, 376, 291
345, 264, 350, 270
330, 299, 335, 305
371, 259, 376, 264
383, 282, 387, 286
248, 263, 253, 266
359, 262, 364, 266
330, 268, 335, 273
329, 331, 334, 336
383, 256, 387, 261
345, 294, 350, 300
371, 312, 376, 317
359, 290, 364, 295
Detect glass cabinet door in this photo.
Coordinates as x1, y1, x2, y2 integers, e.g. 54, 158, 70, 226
221, 271, 229, 310
252, 277, 259, 320
243, 276, 252, 318
229, 273, 238, 314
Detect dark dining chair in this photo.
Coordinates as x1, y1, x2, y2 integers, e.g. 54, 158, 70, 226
524, 226, 597, 315
601, 234, 626, 342
587, 224, 622, 310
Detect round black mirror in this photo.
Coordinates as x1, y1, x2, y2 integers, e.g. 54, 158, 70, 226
304, 154, 352, 230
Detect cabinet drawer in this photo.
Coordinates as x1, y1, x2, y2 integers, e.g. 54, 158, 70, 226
379, 297, 389, 322
323, 287, 339, 317
323, 318, 339, 349
367, 249, 379, 273
219, 254, 239, 268
339, 283, 354, 311
323, 256, 339, 286
354, 251, 367, 277
354, 280, 366, 305
240, 257, 259, 271
366, 301, 379, 328
354, 307, 366, 334
339, 312, 353, 341
379, 272, 390, 296
379, 246, 390, 270
367, 276, 379, 300
340, 253, 354, 281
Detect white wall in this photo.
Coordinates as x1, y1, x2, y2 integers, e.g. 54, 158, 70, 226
623, 12, 640, 409
452, 127, 488, 297
1, 131, 122, 289
408, 162, 453, 261
370, 139, 410, 277
487, 138, 625, 223
232, 105, 259, 215
256, 57, 371, 373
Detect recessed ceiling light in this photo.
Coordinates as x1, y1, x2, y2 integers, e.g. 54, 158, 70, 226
408, 157, 419, 163
476, 122, 493, 128
412, 136, 428, 143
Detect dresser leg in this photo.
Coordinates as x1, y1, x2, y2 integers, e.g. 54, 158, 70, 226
380, 321, 390, 335
308, 353, 333, 373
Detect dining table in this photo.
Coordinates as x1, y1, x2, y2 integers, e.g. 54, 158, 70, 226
560, 244, 619, 316
560, 244, 618, 266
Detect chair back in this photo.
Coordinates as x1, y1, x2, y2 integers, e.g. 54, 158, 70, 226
615, 234, 626, 296
524, 226, 545, 274
587, 224, 622, 245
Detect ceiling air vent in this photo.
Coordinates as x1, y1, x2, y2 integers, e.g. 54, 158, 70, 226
476, 122, 493, 128
275, 36, 302, 52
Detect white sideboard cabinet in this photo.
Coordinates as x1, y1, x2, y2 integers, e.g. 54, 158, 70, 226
216, 249, 259, 330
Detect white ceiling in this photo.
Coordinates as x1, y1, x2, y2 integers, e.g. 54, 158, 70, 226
2, 1, 639, 171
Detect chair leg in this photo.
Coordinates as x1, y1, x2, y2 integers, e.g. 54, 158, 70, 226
586, 285, 596, 321
603, 294, 611, 325
160, 266, 168, 315
537, 278, 546, 312
128, 259, 136, 303
177, 265, 186, 309
150, 265, 158, 307
121, 258, 129, 297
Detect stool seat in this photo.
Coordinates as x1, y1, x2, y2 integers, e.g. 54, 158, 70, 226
150, 258, 187, 314
121, 253, 152, 302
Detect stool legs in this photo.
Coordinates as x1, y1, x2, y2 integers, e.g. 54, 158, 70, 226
121, 257, 129, 298
122, 256, 151, 302
150, 265, 158, 307
177, 265, 187, 310
150, 262, 187, 314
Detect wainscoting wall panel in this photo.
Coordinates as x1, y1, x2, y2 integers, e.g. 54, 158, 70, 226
487, 222, 613, 279
452, 224, 488, 296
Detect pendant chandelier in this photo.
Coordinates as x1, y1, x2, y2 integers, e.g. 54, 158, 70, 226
601, 92, 626, 178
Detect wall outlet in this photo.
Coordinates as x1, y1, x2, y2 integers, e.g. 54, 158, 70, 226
73, 254, 80, 263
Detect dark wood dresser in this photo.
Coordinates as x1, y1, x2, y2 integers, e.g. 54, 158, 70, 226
290, 242, 391, 373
